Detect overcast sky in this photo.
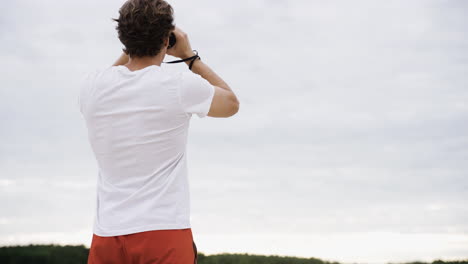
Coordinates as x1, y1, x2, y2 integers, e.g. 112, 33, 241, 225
1, 0, 467, 263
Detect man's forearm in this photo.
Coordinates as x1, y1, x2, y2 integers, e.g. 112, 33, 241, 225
185, 58, 232, 93
113, 53, 129, 66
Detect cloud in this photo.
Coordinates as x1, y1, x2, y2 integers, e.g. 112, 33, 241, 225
1, 0, 467, 262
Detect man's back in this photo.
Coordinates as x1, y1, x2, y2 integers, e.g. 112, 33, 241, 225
79, 64, 215, 236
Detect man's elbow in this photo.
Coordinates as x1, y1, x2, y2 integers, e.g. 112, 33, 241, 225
228, 94, 240, 117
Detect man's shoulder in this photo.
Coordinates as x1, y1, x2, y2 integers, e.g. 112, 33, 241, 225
81, 66, 112, 83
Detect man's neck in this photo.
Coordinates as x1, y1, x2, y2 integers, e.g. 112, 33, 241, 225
124, 52, 166, 71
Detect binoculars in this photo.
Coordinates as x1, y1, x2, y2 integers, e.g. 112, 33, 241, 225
168, 32, 176, 49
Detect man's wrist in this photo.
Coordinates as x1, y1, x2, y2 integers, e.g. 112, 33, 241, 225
182, 50, 201, 70
188, 57, 201, 70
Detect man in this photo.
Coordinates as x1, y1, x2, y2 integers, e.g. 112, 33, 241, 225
78, 0, 239, 263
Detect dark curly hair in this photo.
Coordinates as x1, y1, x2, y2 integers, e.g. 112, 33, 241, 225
113, 0, 175, 58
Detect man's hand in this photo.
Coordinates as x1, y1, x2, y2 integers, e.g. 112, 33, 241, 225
112, 53, 129, 66
166, 26, 196, 59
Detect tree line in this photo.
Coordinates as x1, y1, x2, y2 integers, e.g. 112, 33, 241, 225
1, 244, 467, 264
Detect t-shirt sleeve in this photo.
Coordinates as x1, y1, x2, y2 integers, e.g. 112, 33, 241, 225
178, 71, 215, 118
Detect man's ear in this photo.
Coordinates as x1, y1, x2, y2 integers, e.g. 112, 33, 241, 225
164, 36, 169, 47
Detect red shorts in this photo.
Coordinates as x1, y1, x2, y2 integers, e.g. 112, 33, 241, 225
87, 228, 197, 264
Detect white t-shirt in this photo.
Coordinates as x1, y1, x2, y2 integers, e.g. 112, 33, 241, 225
78, 64, 215, 237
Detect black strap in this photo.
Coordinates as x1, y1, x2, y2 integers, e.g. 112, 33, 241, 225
189, 56, 200, 70
163, 50, 200, 70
